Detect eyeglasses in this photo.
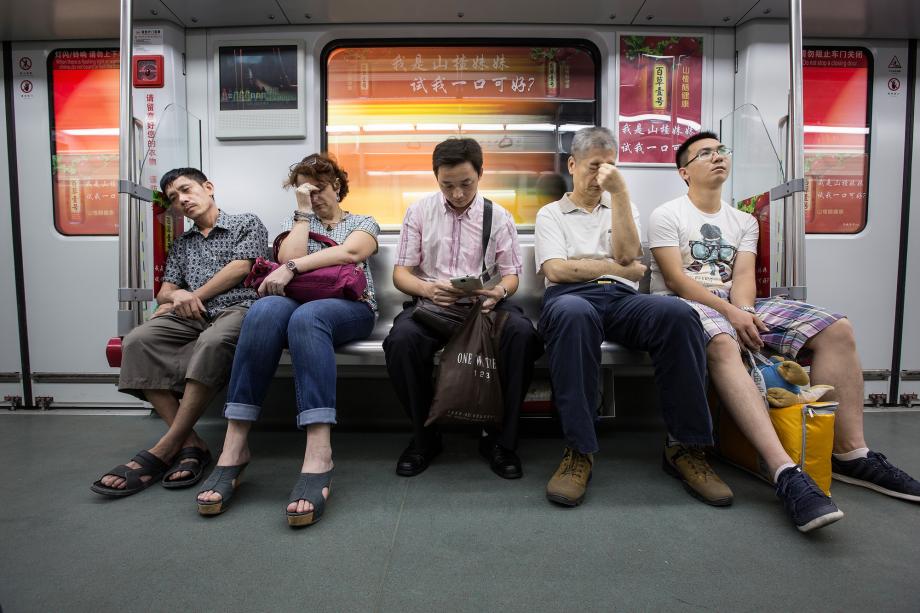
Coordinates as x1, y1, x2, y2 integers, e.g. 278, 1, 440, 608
690, 240, 737, 263
684, 145, 733, 167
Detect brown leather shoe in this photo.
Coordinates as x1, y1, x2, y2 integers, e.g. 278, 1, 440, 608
546, 448, 593, 507
662, 443, 733, 507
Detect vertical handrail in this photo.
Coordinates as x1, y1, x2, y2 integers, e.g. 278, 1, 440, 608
117, 0, 138, 335
786, 0, 807, 295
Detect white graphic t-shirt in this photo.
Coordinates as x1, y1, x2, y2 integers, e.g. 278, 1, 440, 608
647, 195, 759, 295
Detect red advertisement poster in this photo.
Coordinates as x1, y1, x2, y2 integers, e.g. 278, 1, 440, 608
49, 49, 120, 236
737, 192, 771, 298
618, 36, 703, 165
803, 47, 871, 233
327, 46, 595, 101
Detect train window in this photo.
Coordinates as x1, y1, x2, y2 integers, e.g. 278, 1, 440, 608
323, 42, 600, 228
803, 46, 872, 234
48, 48, 120, 236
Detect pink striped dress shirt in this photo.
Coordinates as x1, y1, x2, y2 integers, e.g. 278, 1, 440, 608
395, 192, 523, 282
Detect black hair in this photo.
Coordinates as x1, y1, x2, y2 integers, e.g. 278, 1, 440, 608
159, 168, 209, 194
675, 130, 720, 169
432, 137, 483, 176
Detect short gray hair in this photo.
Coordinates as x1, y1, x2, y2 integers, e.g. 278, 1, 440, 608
570, 127, 618, 158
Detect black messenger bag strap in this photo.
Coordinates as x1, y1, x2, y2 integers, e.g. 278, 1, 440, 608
481, 198, 493, 273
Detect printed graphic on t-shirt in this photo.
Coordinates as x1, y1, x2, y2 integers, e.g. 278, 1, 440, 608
686, 222, 737, 288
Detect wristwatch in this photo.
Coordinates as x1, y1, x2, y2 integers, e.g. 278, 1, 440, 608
285, 260, 298, 274
739, 305, 756, 314
497, 285, 509, 300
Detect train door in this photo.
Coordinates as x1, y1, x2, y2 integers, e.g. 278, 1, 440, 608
802, 39, 909, 399
9, 41, 142, 407
1, 46, 25, 406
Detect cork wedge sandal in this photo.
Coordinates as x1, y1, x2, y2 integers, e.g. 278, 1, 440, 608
286, 469, 333, 527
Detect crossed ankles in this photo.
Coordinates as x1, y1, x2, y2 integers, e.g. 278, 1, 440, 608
91, 438, 211, 498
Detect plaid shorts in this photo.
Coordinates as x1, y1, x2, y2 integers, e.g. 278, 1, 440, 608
682, 290, 844, 358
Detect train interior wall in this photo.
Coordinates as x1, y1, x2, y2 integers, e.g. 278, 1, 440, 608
1, 18, 918, 410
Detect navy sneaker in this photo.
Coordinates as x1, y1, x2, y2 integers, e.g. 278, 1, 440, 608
832, 451, 920, 502
775, 467, 845, 533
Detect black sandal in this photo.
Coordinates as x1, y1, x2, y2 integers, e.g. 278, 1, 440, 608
90, 450, 169, 497
162, 447, 212, 489
196, 463, 248, 516
286, 469, 333, 527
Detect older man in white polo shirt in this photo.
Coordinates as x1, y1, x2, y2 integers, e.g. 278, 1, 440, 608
534, 126, 730, 508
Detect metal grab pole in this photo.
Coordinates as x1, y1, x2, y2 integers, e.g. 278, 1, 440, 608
786, 0, 807, 296
117, 0, 137, 335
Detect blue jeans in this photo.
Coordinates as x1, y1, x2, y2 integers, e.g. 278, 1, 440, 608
539, 282, 713, 454
224, 297, 375, 427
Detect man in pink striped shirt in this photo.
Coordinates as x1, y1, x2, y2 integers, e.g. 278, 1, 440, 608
383, 138, 543, 479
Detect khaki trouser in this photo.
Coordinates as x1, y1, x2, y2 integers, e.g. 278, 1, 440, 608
117, 304, 248, 400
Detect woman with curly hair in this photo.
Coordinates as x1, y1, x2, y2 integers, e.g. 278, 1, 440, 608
197, 153, 379, 526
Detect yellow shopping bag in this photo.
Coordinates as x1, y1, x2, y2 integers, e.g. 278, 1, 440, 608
710, 398, 838, 495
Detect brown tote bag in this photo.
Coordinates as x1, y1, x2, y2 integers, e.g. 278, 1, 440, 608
426, 301, 509, 425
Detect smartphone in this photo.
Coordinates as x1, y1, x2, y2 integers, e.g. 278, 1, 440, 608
450, 275, 483, 291
450, 262, 502, 291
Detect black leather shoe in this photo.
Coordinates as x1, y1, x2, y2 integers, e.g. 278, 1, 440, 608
396, 436, 443, 477
479, 436, 523, 479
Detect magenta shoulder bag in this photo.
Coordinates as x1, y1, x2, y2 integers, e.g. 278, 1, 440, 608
244, 230, 368, 303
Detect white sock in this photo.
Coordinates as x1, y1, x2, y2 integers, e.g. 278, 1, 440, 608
774, 462, 798, 483
833, 447, 869, 461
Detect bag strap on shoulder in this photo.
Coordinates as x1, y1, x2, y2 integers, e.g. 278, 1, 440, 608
481, 198, 493, 273
271, 230, 340, 262
308, 231, 340, 249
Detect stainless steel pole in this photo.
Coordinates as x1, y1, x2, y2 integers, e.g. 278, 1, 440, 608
787, 0, 807, 295
117, 0, 136, 335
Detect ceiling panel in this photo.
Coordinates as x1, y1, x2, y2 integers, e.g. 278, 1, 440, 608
736, 0, 790, 26
157, 0, 291, 28
277, 0, 645, 25
803, 0, 920, 39
0, 0, 119, 41
2, 0, 918, 42
633, 0, 761, 27
134, 0, 185, 27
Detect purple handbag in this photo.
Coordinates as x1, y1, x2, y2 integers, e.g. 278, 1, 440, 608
244, 231, 368, 302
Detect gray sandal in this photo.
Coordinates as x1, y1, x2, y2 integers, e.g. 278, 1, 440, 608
162, 447, 212, 489
286, 469, 333, 527
91, 450, 169, 498
196, 463, 248, 516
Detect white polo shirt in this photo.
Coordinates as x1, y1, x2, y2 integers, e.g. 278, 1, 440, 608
534, 192, 642, 289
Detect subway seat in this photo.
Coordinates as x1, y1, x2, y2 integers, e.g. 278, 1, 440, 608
280, 239, 652, 368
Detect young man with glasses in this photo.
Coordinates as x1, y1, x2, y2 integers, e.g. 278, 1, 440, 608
647, 131, 920, 531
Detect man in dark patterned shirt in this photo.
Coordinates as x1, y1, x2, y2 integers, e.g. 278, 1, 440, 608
91, 168, 268, 498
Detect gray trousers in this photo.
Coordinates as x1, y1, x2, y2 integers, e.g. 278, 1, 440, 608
117, 304, 248, 400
